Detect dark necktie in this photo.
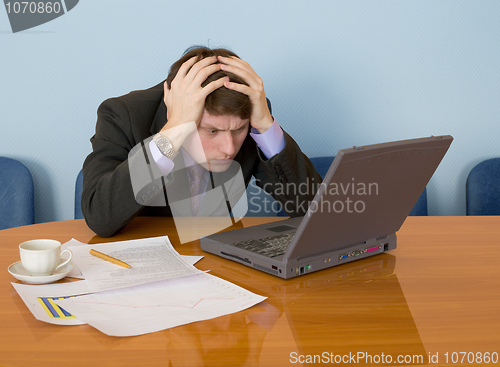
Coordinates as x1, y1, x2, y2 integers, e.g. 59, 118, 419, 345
187, 164, 206, 216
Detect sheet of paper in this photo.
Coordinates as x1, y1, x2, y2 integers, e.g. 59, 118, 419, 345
62, 238, 203, 279
180, 255, 204, 266
12, 281, 91, 325
68, 236, 204, 293
61, 238, 87, 278
54, 272, 267, 337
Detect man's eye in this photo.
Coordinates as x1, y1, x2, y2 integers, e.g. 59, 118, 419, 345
207, 129, 217, 134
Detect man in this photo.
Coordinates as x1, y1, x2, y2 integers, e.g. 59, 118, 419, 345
82, 47, 321, 237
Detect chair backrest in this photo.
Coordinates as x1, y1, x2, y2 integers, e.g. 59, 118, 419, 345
310, 156, 334, 179
408, 188, 427, 216
466, 158, 500, 215
75, 170, 84, 219
0, 157, 34, 230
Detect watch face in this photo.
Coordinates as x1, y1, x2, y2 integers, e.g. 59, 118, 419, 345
155, 134, 177, 159
157, 137, 172, 151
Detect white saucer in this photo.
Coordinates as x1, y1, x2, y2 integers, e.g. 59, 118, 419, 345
8, 261, 74, 285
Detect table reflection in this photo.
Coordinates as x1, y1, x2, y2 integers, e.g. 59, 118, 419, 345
164, 254, 426, 366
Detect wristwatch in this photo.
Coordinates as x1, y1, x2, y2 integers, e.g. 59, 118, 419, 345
153, 133, 178, 160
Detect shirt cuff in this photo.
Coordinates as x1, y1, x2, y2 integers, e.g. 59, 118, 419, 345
149, 139, 175, 176
249, 118, 286, 159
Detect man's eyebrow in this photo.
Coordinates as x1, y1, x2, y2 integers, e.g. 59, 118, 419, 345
200, 124, 222, 131
200, 122, 249, 131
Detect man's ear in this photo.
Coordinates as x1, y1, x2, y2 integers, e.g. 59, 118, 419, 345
166, 111, 170, 120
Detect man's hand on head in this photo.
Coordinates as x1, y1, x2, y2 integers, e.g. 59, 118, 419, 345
217, 56, 274, 134
161, 56, 228, 148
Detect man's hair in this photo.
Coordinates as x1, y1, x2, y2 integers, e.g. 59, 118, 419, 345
166, 47, 252, 120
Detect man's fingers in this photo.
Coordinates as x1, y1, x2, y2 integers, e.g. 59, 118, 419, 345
175, 56, 198, 80
191, 63, 222, 87
217, 56, 256, 76
172, 56, 217, 87
218, 60, 262, 89
184, 56, 218, 83
202, 76, 229, 96
217, 55, 252, 70
223, 80, 252, 96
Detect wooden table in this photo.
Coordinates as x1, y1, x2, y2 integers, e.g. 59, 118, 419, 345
1, 216, 499, 366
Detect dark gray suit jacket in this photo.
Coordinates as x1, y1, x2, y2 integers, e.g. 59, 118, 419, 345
82, 82, 321, 237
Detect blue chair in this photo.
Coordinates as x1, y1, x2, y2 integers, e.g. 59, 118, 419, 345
408, 189, 427, 216
309, 156, 428, 216
466, 158, 500, 215
75, 170, 84, 219
310, 156, 334, 179
0, 157, 34, 230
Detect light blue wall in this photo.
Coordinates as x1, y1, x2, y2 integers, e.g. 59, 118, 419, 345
1, 0, 499, 223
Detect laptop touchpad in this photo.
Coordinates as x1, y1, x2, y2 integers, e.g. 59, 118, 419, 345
266, 225, 296, 233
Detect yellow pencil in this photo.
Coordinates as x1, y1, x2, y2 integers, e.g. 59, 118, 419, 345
89, 249, 131, 268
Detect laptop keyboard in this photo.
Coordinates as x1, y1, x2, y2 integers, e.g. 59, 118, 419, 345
230, 233, 296, 258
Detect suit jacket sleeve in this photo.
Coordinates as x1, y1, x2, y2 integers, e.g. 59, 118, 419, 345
81, 97, 167, 237
252, 130, 322, 217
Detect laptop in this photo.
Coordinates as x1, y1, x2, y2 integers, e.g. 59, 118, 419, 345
200, 135, 453, 279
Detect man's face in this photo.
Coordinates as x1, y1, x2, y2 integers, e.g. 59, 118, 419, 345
190, 110, 249, 172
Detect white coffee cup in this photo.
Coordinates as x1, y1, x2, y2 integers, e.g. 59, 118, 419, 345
19, 239, 73, 276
